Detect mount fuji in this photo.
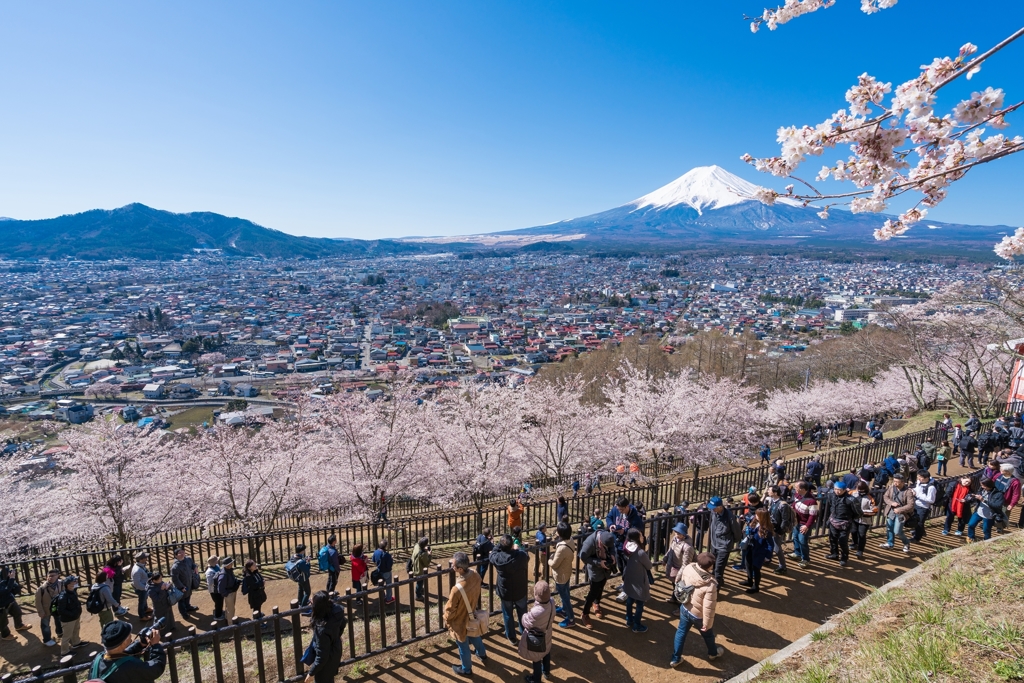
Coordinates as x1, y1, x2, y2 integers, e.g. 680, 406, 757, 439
416, 165, 1009, 251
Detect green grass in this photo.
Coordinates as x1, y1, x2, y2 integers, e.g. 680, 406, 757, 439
809, 630, 830, 642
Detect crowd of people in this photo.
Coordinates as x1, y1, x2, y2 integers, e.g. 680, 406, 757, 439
2, 413, 1023, 681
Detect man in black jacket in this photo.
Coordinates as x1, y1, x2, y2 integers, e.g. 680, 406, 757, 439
707, 497, 736, 590
488, 535, 529, 645
90, 620, 166, 683
170, 548, 200, 619
824, 482, 861, 566
56, 575, 83, 656
0, 567, 28, 641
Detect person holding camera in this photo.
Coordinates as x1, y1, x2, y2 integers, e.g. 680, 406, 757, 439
90, 619, 166, 683
147, 572, 176, 632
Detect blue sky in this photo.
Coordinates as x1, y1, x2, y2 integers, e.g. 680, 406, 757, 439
1, 1, 1022, 238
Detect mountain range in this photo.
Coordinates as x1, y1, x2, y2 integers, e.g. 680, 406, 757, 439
0, 166, 1012, 260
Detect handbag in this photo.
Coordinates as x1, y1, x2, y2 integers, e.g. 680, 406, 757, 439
167, 584, 184, 606
300, 641, 316, 666
191, 568, 201, 591
454, 583, 489, 639
524, 603, 553, 654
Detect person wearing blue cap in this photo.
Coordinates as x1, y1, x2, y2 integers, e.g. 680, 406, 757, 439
824, 480, 861, 566
706, 497, 735, 589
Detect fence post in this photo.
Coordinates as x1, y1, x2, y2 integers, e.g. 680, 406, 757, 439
59, 656, 76, 683
271, 607, 284, 683
232, 617, 246, 683
211, 623, 225, 683
290, 599, 303, 678
188, 625, 202, 683
252, 611, 267, 683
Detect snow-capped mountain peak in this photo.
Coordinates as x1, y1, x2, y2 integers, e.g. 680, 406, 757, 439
630, 165, 795, 215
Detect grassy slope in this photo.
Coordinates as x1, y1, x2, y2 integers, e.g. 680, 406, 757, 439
753, 531, 1024, 683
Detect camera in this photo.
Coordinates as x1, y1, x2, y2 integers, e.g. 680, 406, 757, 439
139, 617, 168, 645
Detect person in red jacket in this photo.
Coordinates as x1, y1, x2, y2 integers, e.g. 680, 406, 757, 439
350, 544, 367, 597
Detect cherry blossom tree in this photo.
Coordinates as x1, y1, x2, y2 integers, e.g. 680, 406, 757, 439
517, 376, 615, 482
198, 352, 227, 366
318, 386, 428, 519
743, 5, 1024, 258
0, 455, 63, 559
84, 383, 120, 400
424, 383, 527, 512
603, 360, 678, 469
58, 419, 184, 548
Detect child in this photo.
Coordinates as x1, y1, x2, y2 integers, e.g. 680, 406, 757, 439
511, 526, 524, 550
351, 544, 367, 596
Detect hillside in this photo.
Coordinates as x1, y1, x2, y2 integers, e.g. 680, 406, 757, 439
0, 203, 427, 260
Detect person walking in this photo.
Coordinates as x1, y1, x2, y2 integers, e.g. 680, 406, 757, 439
410, 537, 433, 601
350, 544, 367, 596
881, 473, 917, 553
519, 581, 555, 683
216, 558, 240, 624
935, 440, 951, 476
578, 526, 617, 628
0, 567, 28, 641
621, 528, 652, 632
472, 529, 494, 586
824, 481, 861, 566
967, 479, 1005, 542
305, 591, 347, 683
547, 522, 577, 628
445, 551, 487, 677
850, 481, 877, 559
943, 475, 976, 536
170, 548, 200, 619
669, 553, 726, 668
371, 540, 395, 604
35, 569, 62, 646
320, 536, 343, 595
146, 572, 175, 632
286, 546, 312, 609
205, 556, 224, 620
90, 620, 166, 682
130, 552, 153, 622
759, 444, 771, 465
490, 534, 529, 645
56, 575, 83, 656
911, 470, 938, 543
707, 497, 736, 590
664, 522, 695, 585
766, 486, 792, 574
740, 509, 774, 594
103, 557, 127, 606
90, 570, 127, 627
788, 481, 818, 568
241, 560, 267, 620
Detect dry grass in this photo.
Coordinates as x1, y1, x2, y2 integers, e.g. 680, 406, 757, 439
752, 531, 1024, 683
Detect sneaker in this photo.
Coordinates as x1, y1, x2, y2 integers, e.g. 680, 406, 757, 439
855, 552, 864, 559
738, 580, 752, 587
451, 664, 471, 678
15, 625, 31, 631
941, 530, 949, 536
476, 654, 488, 665
558, 619, 575, 629
903, 545, 911, 553
786, 552, 801, 560
709, 645, 726, 661
555, 607, 565, 616
798, 561, 809, 569
44, 639, 57, 647
506, 633, 519, 646
0, 635, 15, 641
71, 642, 87, 649
626, 618, 634, 628
824, 554, 838, 560
615, 583, 624, 591
744, 587, 760, 594
384, 597, 395, 605
669, 657, 682, 668
632, 624, 649, 633
615, 592, 628, 603
731, 564, 744, 571
839, 561, 847, 567
879, 543, 893, 549
115, 608, 129, 616
773, 566, 787, 575
953, 531, 963, 536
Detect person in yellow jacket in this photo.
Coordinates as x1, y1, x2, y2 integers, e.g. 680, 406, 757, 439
547, 522, 577, 628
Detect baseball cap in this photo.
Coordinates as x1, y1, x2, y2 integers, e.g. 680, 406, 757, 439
833, 481, 847, 490
709, 496, 724, 508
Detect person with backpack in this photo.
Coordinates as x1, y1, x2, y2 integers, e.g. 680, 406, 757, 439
0, 567, 28, 642
669, 552, 725, 668
371, 539, 395, 604
578, 525, 617, 628
35, 569, 63, 646
471, 528, 493, 587
548, 522, 577, 628
967, 478, 1005, 542
445, 551, 486, 678
239, 560, 266, 621
943, 475, 976, 536
306, 591, 347, 683
90, 619, 165, 683
850, 481, 877, 559
104, 556, 127, 605
911, 470, 939, 543
320, 535, 343, 594
960, 431, 979, 468
410, 537, 433, 601
89, 570, 127, 627
216, 557, 240, 624
131, 552, 153, 622
519, 580, 556, 683
205, 556, 224, 620
621, 528, 653, 632
881, 473, 917, 553
489, 534, 529, 644
705, 497, 736, 590
56, 575, 83, 656
170, 548, 200, 619
285, 545, 312, 609
935, 440, 951, 476
824, 481, 861, 566
146, 572, 175, 632
766, 486, 792, 574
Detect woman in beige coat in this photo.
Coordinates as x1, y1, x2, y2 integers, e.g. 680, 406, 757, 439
444, 552, 486, 678
519, 580, 555, 683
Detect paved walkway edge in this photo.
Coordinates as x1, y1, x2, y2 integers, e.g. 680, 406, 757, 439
723, 531, 1021, 683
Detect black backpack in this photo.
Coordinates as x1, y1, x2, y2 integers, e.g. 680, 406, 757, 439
85, 586, 105, 614
930, 480, 946, 510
